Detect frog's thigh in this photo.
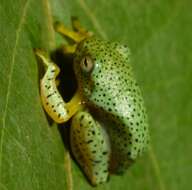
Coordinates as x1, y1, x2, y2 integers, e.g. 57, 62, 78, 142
70, 111, 111, 186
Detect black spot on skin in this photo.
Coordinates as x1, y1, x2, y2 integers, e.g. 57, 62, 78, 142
45, 85, 51, 89
102, 151, 108, 155
58, 113, 61, 118
93, 160, 102, 164
56, 102, 63, 107
80, 115, 84, 121
46, 93, 54, 98
86, 140, 93, 144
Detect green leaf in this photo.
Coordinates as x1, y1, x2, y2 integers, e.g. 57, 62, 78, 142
0, 0, 191, 190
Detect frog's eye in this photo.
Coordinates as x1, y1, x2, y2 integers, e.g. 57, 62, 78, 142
80, 56, 94, 73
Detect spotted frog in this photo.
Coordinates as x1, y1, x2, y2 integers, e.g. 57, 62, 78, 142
35, 17, 149, 186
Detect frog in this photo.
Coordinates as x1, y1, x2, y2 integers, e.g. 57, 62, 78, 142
35, 17, 149, 186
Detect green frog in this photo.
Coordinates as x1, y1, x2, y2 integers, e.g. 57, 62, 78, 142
35, 17, 149, 186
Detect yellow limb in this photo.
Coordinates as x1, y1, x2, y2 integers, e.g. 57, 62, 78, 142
35, 49, 84, 124
61, 44, 77, 54
34, 48, 51, 67
54, 21, 86, 43
54, 18, 93, 44
63, 92, 84, 122
71, 16, 91, 36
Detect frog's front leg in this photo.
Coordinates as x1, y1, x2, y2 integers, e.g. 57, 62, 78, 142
54, 17, 92, 54
70, 110, 111, 186
35, 49, 82, 123
71, 16, 93, 37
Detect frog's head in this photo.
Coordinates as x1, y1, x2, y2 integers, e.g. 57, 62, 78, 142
73, 37, 131, 111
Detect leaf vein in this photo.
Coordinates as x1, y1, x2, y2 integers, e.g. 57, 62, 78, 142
149, 145, 166, 190
65, 151, 73, 190
42, 0, 55, 49
0, 0, 31, 178
0, 183, 8, 190
77, 0, 108, 40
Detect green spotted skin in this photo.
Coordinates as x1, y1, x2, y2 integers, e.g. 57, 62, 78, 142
71, 111, 110, 185
73, 37, 149, 173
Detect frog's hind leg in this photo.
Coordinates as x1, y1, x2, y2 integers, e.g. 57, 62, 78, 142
70, 111, 111, 186
35, 49, 82, 123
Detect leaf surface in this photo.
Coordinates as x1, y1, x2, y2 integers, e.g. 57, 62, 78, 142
0, 0, 191, 190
